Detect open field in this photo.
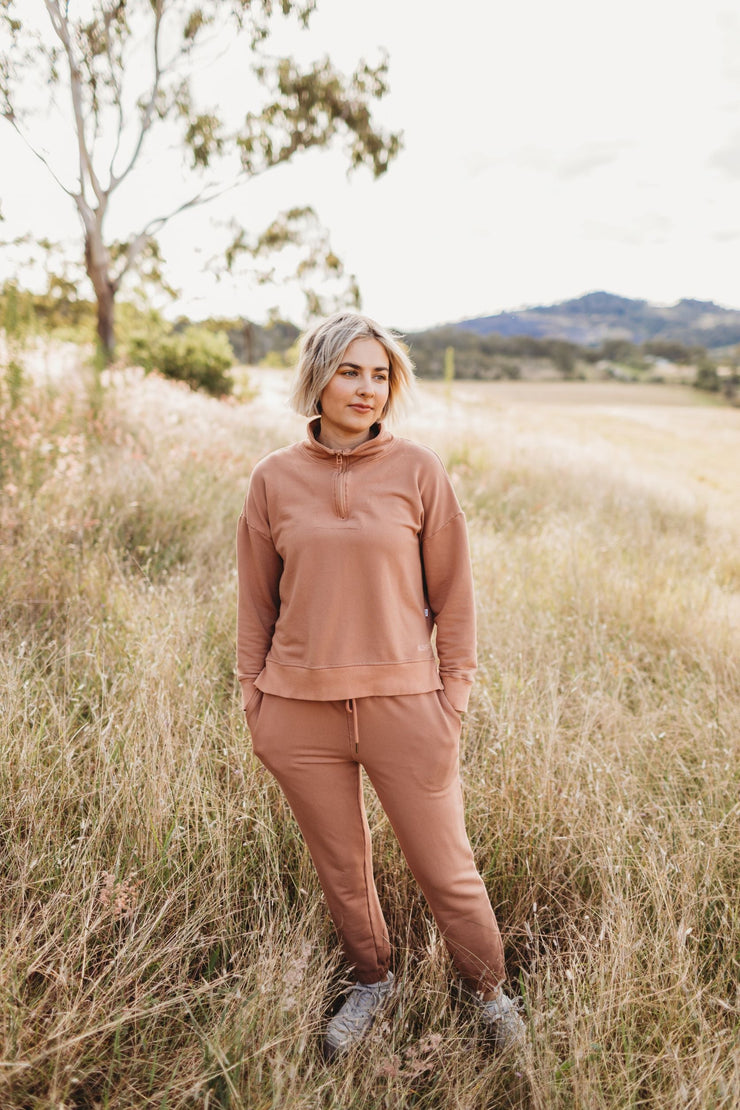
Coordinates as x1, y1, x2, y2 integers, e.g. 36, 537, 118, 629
1, 360, 739, 1108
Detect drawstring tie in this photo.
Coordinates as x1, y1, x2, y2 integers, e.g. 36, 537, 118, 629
346, 698, 359, 753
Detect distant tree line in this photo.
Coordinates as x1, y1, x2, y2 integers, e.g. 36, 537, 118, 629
0, 279, 300, 361
0, 280, 299, 395
405, 326, 739, 401
405, 327, 722, 377
2, 280, 737, 402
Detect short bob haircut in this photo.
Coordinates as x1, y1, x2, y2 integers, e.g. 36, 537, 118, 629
289, 311, 416, 421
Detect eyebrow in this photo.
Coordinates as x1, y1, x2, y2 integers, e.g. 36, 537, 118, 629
339, 361, 390, 372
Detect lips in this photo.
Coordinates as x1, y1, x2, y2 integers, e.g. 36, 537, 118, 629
349, 404, 373, 413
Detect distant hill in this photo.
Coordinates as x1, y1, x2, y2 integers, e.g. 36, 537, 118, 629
452, 292, 740, 349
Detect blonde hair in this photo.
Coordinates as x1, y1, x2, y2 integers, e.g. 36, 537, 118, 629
289, 311, 416, 421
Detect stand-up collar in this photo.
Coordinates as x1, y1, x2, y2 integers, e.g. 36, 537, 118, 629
301, 417, 394, 461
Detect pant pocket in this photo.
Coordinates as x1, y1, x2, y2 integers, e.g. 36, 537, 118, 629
436, 688, 462, 724
244, 687, 264, 736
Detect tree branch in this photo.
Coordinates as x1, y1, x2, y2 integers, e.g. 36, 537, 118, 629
109, 0, 164, 192
43, 0, 107, 207
105, 9, 126, 183
3, 115, 77, 200
112, 176, 243, 287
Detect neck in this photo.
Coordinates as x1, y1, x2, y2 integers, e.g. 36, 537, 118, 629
315, 422, 376, 452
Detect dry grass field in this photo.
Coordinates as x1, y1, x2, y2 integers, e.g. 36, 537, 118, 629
1, 357, 739, 1108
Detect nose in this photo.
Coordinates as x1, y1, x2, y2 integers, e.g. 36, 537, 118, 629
357, 374, 375, 397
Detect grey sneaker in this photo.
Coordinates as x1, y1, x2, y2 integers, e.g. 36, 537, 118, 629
324, 972, 395, 1058
474, 988, 526, 1051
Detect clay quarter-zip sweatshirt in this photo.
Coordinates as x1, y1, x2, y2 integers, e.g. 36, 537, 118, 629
236, 419, 477, 712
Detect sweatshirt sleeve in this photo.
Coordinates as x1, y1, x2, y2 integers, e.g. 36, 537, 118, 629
420, 459, 477, 713
236, 468, 283, 709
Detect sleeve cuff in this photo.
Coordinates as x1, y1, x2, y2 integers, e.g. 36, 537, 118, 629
239, 676, 260, 711
440, 675, 473, 714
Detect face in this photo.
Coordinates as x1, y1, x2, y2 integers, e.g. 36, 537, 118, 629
318, 337, 391, 449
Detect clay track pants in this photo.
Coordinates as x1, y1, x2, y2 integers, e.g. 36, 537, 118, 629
246, 689, 505, 991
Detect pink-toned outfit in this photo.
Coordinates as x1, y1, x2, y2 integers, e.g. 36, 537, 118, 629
237, 420, 504, 988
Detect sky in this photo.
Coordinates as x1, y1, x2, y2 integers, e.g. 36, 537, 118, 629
1, 0, 740, 330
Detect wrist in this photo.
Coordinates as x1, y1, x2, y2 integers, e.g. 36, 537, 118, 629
440, 675, 473, 714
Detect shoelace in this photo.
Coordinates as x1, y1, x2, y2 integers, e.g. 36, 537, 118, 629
331, 981, 390, 1034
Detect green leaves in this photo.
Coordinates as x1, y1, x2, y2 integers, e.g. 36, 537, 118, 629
222, 206, 361, 320
230, 0, 316, 46
239, 53, 402, 178
183, 112, 225, 168
183, 8, 209, 41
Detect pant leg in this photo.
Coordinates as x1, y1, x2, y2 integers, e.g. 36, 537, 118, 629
358, 691, 505, 992
249, 693, 390, 984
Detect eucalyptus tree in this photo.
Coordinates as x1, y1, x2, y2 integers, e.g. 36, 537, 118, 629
0, 1, 400, 355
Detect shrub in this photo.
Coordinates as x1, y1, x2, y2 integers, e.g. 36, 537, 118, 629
693, 362, 720, 392
121, 308, 234, 396
155, 327, 234, 395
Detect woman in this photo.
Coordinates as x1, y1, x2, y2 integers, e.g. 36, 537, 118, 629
237, 312, 524, 1057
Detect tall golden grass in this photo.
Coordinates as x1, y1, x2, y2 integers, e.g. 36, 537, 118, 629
1, 361, 738, 1108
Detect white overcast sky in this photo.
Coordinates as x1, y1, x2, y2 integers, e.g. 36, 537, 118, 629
2, 0, 740, 330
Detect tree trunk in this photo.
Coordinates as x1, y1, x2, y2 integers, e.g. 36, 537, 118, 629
242, 320, 254, 365
94, 279, 116, 358
84, 232, 116, 360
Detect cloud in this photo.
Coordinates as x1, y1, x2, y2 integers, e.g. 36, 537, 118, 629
711, 227, 740, 242
557, 142, 630, 179
464, 152, 502, 177
708, 136, 740, 179
513, 140, 629, 180
583, 212, 673, 246
464, 140, 629, 180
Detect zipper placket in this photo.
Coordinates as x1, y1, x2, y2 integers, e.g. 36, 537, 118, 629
334, 453, 349, 519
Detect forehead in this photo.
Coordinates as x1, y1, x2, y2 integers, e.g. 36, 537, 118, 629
341, 336, 389, 368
